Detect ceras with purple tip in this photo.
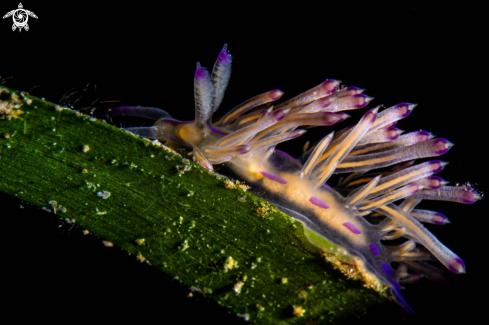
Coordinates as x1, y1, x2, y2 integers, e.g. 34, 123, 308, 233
109, 45, 481, 315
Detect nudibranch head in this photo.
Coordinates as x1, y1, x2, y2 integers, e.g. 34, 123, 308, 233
106, 44, 481, 314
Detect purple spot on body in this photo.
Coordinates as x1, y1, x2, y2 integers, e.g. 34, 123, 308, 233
381, 263, 392, 275
259, 171, 288, 184
369, 244, 380, 256
163, 118, 193, 125
342, 222, 362, 234
208, 124, 229, 135
309, 196, 330, 209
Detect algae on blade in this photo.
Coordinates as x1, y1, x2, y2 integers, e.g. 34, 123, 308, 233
0, 87, 398, 324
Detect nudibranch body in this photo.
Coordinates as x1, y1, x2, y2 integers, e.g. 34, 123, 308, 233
106, 45, 480, 313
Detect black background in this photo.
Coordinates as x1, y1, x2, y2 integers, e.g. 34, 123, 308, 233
1, 2, 486, 324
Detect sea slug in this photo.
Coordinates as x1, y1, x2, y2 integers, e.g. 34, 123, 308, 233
104, 45, 481, 314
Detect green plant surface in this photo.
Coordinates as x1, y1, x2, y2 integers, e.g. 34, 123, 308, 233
0, 87, 399, 324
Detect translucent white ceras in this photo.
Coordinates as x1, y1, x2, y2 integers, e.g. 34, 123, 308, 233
105, 44, 481, 314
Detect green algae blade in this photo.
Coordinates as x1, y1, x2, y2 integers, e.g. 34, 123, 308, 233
0, 87, 398, 324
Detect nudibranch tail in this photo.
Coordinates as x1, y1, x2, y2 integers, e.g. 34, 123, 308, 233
109, 45, 481, 314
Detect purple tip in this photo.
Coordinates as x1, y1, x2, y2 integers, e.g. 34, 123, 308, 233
323, 182, 334, 190
461, 187, 481, 204
322, 79, 341, 94
271, 108, 289, 122
335, 112, 350, 123
432, 211, 449, 225
386, 127, 402, 140
447, 257, 466, 274
322, 112, 343, 125
353, 94, 374, 108
195, 64, 207, 80
417, 130, 431, 141
369, 244, 380, 256
429, 160, 447, 173
381, 263, 393, 275
425, 175, 446, 189
270, 89, 284, 101
433, 138, 454, 155
365, 106, 380, 120
309, 196, 330, 209
410, 183, 422, 194
342, 222, 362, 234
235, 145, 252, 155
259, 171, 288, 184
346, 86, 365, 92
396, 102, 416, 118
217, 47, 232, 64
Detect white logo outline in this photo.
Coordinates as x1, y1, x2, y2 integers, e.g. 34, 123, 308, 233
3, 3, 38, 32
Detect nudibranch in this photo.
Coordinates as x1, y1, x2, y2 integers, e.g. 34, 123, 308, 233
105, 45, 480, 313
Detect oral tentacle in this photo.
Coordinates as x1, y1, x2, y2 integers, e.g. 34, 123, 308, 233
101, 106, 172, 120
